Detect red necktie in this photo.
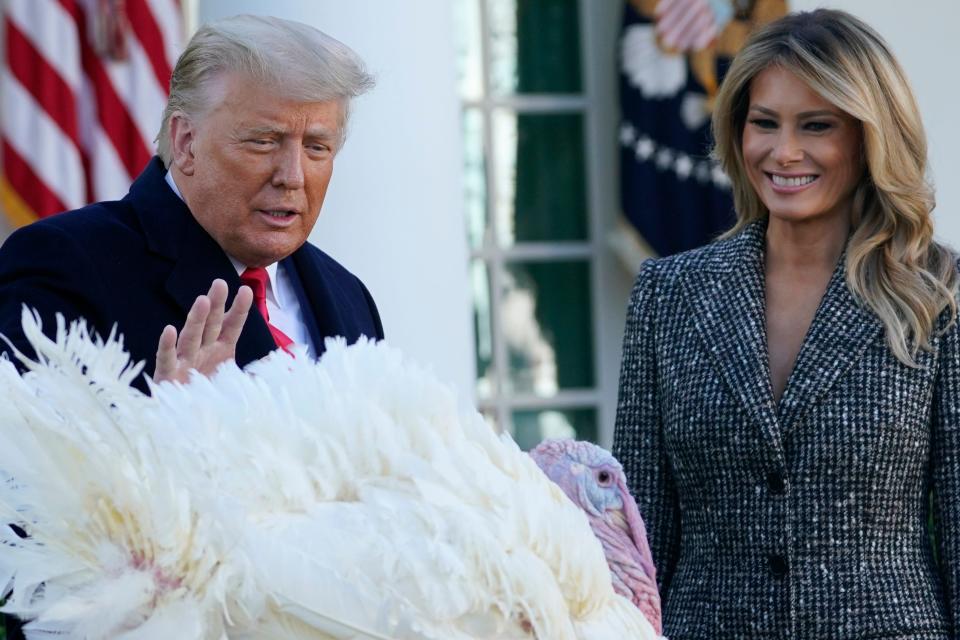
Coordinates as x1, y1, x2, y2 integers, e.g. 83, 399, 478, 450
240, 267, 295, 354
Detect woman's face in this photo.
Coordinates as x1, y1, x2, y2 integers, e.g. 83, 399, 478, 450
741, 66, 863, 227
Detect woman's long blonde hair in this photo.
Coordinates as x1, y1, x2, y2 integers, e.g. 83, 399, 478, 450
712, 9, 957, 366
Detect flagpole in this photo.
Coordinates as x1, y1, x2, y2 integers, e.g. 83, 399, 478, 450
182, 0, 200, 36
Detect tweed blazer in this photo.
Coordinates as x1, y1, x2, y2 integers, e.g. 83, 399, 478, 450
612, 221, 960, 639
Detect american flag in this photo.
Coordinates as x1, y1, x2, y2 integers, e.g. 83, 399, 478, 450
0, 0, 183, 227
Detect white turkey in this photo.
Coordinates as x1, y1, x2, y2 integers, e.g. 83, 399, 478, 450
0, 310, 662, 640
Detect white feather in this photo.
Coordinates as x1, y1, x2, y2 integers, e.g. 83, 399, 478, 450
0, 312, 259, 639
0, 311, 663, 639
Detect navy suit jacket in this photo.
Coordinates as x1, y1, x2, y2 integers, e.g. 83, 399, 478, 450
0, 157, 384, 390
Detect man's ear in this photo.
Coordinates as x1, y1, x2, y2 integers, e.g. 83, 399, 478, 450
170, 112, 197, 176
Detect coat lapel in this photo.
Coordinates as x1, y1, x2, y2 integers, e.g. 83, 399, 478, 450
679, 222, 784, 454
287, 248, 352, 357
775, 256, 883, 433
280, 254, 325, 356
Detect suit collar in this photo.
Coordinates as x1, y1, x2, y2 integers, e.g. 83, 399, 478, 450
680, 220, 882, 448
126, 157, 194, 261
776, 253, 882, 433
286, 248, 358, 357
680, 221, 782, 451
281, 253, 326, 354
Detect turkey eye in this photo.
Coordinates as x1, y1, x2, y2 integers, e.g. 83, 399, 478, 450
597, 471, 611, 485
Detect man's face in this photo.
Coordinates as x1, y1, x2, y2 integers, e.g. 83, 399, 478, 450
171, 72, 342, 267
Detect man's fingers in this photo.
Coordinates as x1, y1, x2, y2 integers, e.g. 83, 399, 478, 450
220, 285, 253, 345
178, 294, 211, 361
156, 282, 251, 383
202, 279, 228, 344
154, 324, 179, 382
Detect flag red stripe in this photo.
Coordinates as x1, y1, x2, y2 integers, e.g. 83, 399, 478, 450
3, 0, 180, 224
46, 0, 96, 207
126, 0, 174, 91
5, 21, 81, 147
56, 0, 148, 186
2, 141, 68, 217
55, 0, 82, 26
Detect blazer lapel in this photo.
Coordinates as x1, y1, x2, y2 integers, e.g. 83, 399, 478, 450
679, 222, 784, 454
678, 219, 883, 448
775, 256, 882, 433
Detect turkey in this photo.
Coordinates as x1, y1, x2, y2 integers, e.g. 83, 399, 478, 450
0, 310, 663, 640
529, 440, 661, 634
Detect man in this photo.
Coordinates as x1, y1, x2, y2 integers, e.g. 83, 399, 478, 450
0, 15, 383, 638
0, 15, 383, 389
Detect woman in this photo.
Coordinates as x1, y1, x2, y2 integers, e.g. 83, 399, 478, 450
612, 9, 960, 639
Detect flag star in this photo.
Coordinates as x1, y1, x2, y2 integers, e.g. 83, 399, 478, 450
675, 154, 693, 179
619, 122, 637, 146
712, 164, 731, 188
694, 161, 711, 183
634, 137, 655, 160
655, 147, 674, 170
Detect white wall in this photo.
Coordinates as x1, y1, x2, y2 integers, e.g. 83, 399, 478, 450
198, 1, 476, 399
791, 0, 960, 246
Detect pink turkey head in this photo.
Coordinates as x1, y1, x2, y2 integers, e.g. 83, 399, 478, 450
529, 438, 662, 635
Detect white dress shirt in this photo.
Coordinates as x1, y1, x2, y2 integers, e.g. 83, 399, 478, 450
164, 172, 314, 354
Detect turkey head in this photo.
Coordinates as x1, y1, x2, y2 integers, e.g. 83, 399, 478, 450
529, 439, 662, 635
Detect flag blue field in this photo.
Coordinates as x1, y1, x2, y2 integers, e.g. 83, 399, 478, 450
618, 0, 787, 257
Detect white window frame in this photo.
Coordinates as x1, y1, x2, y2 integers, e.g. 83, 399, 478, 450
461, 0, 632, 448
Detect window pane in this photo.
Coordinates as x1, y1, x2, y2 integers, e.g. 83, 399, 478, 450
502, 260, 594, 394
472, 260, 496, 399
453, 0, 484, 100
488, 0, 582, 95
492, 111, 588, 245
511, 407, 597, 451
462, 109, 488, 250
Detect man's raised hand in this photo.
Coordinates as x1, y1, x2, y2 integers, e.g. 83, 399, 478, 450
154, 279, 253, 384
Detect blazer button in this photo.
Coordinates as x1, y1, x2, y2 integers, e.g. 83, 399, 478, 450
766, 471, 786, 495
768, 554, 789, 577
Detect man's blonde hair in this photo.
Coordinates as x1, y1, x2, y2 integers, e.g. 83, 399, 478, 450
156, 14, 374, 164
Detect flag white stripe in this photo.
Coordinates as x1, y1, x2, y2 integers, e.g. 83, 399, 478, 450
89, 125, 134, 202
144, 0, 184, 71
2, 0, 181, 219
6, 0, 83, 93
76, 69, 98, 156
1, 72, 86, 209
103, 35, 168, 154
